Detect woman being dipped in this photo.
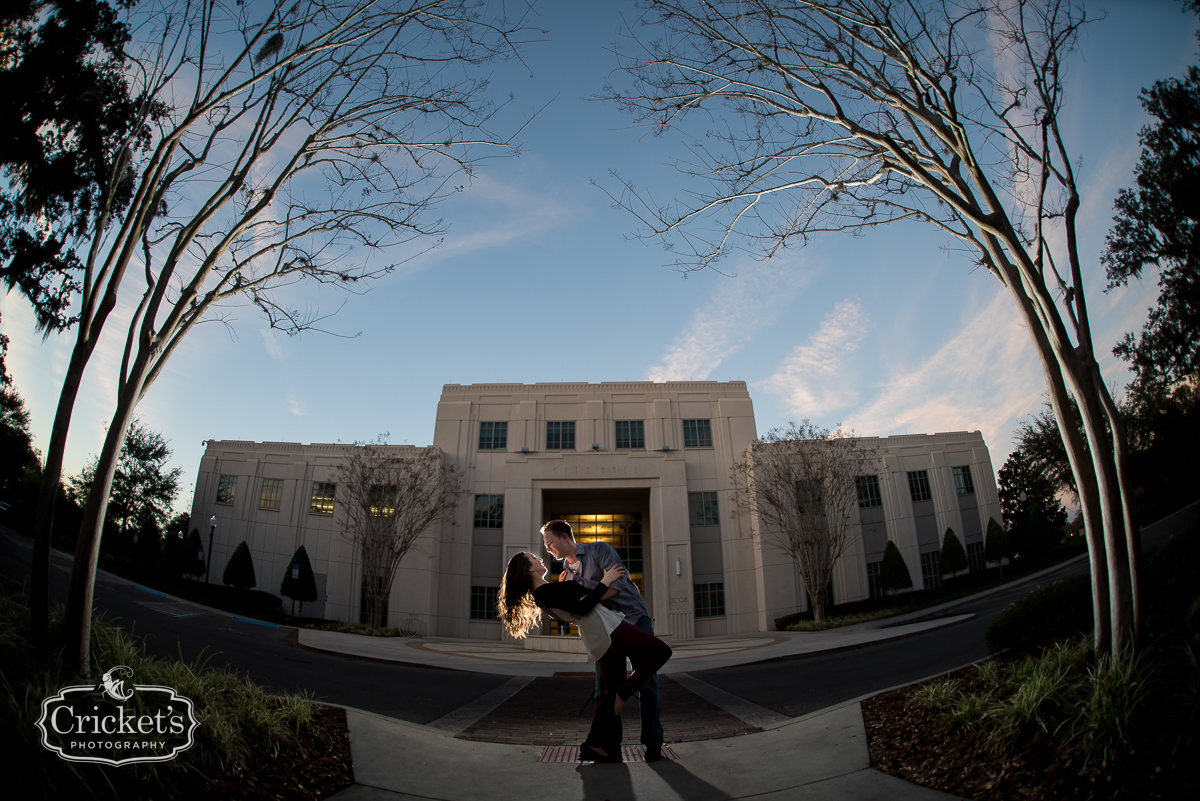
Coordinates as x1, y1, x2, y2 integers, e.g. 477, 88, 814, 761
498, 551, 672, 763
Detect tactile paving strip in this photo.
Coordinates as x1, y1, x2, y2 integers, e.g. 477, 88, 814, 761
538, 745, 679, 763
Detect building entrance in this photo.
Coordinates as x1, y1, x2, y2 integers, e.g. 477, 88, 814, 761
544, 512, 643, 636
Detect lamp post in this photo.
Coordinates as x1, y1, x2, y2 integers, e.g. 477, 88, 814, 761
205, 515, 216, 584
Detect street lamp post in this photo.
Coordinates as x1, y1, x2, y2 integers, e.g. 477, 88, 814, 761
205, 515, 216, 584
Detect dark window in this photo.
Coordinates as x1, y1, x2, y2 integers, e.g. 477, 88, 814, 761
260, 478, 283, 510
479, 421, 508, 450
215, 474, 237, 505
474, 494, 504, 529
359, 577, 389, 626
867, 561, 883, 599
953, 465, 975, 496
967, 541, 985, 573
615, 420, 644, 449
694, 582, 726, 618
470, 586, 499, 620
310, 482, 336, 514
920, 551, 942, 589
683, 419, 713, 448
688, 491, 720, 526
794, 480, 823, 514
908, 470, 932, 503
856, 475, 883, 508
547, 421, 575, 451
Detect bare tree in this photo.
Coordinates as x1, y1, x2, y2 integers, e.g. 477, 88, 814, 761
603, 0, 1141, 659
732, 421, 871, 622
44, 0, 532, 676
337, 440, 462, 631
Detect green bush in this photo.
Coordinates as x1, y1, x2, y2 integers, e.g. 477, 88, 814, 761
985, 573, 1093, 653
941, 527, 968, 576
879, 540, 913, 594
222, 541, 257, 589
985, 516, 1013, 573
280, 545, 318, 615
784, 607, 902, 631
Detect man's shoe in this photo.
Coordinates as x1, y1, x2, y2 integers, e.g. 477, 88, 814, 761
643, 744, 663, 762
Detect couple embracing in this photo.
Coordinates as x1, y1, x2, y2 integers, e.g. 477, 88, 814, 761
498, 520, 672, 763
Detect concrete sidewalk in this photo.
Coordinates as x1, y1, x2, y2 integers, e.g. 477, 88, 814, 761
330, 701, 965, 801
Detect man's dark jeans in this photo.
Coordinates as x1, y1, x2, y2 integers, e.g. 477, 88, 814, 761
594, 614, 663, 747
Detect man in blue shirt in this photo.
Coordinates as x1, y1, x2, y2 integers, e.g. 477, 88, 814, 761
541, 519, 664, 761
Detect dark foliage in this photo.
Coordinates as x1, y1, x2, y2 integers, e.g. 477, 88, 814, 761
280, 545, 318, 615
940, 528, 968, 576
222, 541, 257, 590
985, 574, 1093, 653
1103, 62, 1200, 387
984, 517, 1013, 575
70, 419, 182, 535
0, 0, 164, 332
878, 540, 913, 594
178, 528, 205, 579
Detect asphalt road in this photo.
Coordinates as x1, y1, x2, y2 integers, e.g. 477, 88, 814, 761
2, 501, 1195, 726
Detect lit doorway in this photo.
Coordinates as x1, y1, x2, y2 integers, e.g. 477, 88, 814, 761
544, 512, 643, 635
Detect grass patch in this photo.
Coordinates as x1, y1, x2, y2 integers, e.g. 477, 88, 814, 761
783, 608, 902, 631
1, 596, 334, 799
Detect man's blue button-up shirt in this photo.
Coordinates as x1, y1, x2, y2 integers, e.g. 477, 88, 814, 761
560, 541, 649, 621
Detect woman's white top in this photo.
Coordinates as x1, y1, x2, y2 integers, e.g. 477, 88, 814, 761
549, 603, 624, 661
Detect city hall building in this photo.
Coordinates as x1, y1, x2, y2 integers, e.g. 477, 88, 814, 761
190, 382, 1002, 640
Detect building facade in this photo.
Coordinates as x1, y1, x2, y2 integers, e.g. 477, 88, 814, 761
190, 381, 1002, 639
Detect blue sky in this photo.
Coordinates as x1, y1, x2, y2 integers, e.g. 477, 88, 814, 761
1, 0, 1195, 512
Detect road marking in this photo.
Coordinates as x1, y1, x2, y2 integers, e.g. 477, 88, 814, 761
137, 601, 209, 618
672, 672, 791, 729
427, 676, 535, 734
232, 617, 278, 628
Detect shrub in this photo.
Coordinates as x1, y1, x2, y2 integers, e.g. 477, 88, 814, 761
222, 541, 257, 589
178, 528, 205, 579
784, 608, 902, 631
161, 530, 183, 577
940, 527, 968, 576
280, 545, 318, 616
985, 573, 1092, 654
985, 517, 1013, 574
878, 540, 913, 594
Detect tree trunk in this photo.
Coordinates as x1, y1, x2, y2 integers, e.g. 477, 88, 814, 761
30, 339, 97, 651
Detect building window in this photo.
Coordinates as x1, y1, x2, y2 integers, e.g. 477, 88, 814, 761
908, 470, 932, 503
369, 485, 396, 517
794, 480, 823, 513
867, 561, 883, 599
547, 421, 575, 451
310, 482, 336, 515
856, 475, 883, 508
215, 474, 237, 505
967, 541, 985, 573
688, 491, 720, 526
920, 551, 942, 589
694, 583, 726, 618
683, 419, 713, 448
474, 494, 504, 529
259, 478, 283, 510
953, 465, 975, 496
614, 420, 644, 449
470, 586, 500, 620
479, 421, 507, 451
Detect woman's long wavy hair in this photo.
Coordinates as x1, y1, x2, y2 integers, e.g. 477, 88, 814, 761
498, 552, 541, 638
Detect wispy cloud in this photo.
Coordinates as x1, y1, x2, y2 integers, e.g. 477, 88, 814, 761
761, 298, 869, 416
261, 328, 284, 359
845, 288, 1045, 450
646, 259, 812, 381
287, 395, 303, 416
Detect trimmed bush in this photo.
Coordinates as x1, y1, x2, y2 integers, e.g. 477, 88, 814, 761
985, 517, 1013, 574
879, 540, 913, 594
940, 527, 968, 576
161, 530, 183, 577
985, 573, 1093, 653
178, 528, 206, 579
280, 545, 318, 616
222, 541, 257, 589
